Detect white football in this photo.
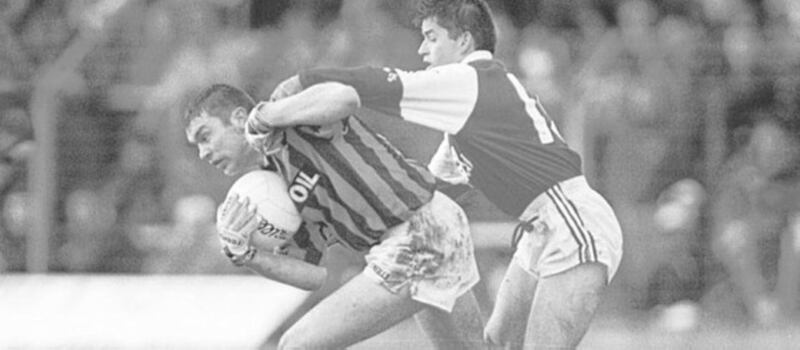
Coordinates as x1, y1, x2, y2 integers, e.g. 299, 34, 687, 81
225, 170, 302, 250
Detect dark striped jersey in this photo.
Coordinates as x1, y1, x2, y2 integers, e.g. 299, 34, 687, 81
266, 115, 437, 263
299, 51, 583, 217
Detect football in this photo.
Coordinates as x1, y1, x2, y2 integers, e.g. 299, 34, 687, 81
224, 170, 302, 251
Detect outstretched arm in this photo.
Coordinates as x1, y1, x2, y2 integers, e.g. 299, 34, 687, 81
248, 82, 360, 130
298, 65, 478, 134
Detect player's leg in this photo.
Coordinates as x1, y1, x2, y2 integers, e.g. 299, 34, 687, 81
484, 261, 538, 350
280, 191, 482, 349
512, 178, 622, 349
414, 289, 486, 350
524, 262, 607, 349
404, 191, 484, 348
278, 271, 425, 349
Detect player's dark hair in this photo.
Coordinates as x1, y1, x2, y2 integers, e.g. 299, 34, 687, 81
183, 84, 256, 126
413, 0, 497, 53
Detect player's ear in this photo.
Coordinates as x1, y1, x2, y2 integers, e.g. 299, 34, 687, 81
459, 31, 476, 54
230, 106, 248, 130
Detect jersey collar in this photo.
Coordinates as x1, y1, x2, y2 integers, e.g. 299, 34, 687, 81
461, 50, 493, 64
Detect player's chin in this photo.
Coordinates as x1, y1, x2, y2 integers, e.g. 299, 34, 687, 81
221, 164, 242, 177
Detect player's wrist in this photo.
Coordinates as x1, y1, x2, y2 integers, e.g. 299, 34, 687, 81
223, 245, 258, 266
248, 102, 274, 133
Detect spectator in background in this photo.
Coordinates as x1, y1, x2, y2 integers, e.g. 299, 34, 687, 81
646, 177, 706, 329
0, 103, 33, 195
19, 1, 70, 68
0, 102, 33, 271
58, 188, 118, 272
0, 0, 34, 85
565, 0, 707, 314
134, 194, 238, 274
707, 82, 800, 327
89, 128, 165, 273
163, 194, 238, 274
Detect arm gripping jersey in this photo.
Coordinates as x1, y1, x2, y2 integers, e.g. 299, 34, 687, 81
300, 61, 583, 217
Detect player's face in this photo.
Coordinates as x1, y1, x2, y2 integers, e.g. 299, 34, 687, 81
185, 111, 254, 176
418, 18, 465, 68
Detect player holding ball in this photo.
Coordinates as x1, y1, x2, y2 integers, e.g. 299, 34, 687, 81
216, 170, 304, 264
182, 84, 486, 349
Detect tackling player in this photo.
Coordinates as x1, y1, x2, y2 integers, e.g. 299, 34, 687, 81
182, 84, 485, 349
248, 0, 624, 348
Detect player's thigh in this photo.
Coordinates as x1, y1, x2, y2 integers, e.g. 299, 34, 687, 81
279, 272, 424, 350
484, 262, 538, 348
526, 262, 607, 348
414, 290, 485, 350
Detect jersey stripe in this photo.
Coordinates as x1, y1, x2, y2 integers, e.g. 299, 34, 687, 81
276, 117, 436, 251
291, 223, 324, 265
506, 73, 554, 144
346, 120, 432, 209
286, 140, 381, 245
294, 130, 399, 228
302, 194, 373, 251
374, 130, 439, 194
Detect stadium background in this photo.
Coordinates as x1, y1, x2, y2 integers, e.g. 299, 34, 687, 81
1, 0, 800, 348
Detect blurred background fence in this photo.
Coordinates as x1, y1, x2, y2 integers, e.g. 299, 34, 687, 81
2, 0, 800, 340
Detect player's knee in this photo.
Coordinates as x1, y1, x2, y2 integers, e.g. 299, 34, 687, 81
544, 264, 606, 326
559, 287, 601, 324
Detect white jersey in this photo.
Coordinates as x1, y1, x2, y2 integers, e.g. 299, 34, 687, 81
299, 51, 582, 217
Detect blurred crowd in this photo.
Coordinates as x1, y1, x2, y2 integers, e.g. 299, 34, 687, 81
0, 0, 799, 329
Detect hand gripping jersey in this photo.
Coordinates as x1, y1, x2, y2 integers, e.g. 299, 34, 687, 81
263, 116, 438, 263
299, 51, 582, 217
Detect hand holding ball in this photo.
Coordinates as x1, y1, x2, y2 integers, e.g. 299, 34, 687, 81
220, 170, 302, 255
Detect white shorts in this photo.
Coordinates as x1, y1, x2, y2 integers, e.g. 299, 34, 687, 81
513, 176, 623, 283
363, 191, 480, 312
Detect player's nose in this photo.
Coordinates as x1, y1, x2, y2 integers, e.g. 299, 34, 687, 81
198, 144, 212, 161
417, 41, 428, 56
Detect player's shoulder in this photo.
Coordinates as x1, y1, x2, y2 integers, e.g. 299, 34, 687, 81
468, 57, 505, 70
396, 63, 476, 80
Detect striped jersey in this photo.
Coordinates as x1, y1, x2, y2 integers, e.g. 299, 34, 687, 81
299, 51, 582, 217
265, 115, 437, 263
